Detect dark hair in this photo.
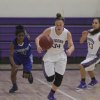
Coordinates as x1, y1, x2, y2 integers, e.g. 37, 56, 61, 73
94, 17, 100, 23
89, 17, 100, 35
15, 25, 25, 36
55, 13, 64, 22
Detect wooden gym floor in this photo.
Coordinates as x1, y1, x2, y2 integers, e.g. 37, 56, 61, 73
0, 64, 100, 100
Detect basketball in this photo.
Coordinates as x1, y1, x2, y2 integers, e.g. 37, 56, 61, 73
39, 35, 53, 50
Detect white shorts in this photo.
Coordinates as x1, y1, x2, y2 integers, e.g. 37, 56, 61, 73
44, 59, 67, 77
81, 55, 100, 71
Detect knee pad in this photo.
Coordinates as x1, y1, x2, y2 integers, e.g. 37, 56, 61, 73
54, 72, 63, 87
46, 75, 54, 82
42, 61, 54, 82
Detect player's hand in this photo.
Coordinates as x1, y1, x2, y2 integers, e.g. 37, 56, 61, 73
80, 31, 88, 43
66, 49, 72, 56
37, 46, 43, 53
82, 30, 88, 35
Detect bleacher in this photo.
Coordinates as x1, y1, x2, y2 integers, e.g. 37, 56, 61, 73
0, 17, 93, 64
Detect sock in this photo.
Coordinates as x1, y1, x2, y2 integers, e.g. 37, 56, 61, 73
91, 77, 96, 81
13, 83, 17, 87
81, 78, 86, 83
49, 89, 55, 96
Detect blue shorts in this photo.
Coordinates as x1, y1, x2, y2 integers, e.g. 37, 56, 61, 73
13, 53, 33, 72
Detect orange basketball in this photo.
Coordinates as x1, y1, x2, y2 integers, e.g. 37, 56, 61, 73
39, 36, 53, 50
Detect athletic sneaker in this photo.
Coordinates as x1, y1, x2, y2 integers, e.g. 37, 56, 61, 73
9, 84, 18, 93
77, 81, 87, 89
28, 73, 33, 84
48, 93, 56, 100
88, 79, 98, 86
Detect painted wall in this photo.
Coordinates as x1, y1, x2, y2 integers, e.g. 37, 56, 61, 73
0, 0, 100, 17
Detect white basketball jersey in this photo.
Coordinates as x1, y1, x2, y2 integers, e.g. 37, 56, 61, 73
87, 32, 100, 55
47, 26, 68, 54
43, 26, 69, 62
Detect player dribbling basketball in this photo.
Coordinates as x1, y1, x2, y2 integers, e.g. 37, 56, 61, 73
35, 13, 74, 100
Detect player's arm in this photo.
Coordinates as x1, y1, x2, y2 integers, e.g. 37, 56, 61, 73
9, 43, 18, 71
35, 28, 51, 53
66, 32, 75, 56
9, 43, 16, 66
99, 35, 100, 41
25, 30, 30, 40
80, 30, 88, 44
35, 28, 51, 47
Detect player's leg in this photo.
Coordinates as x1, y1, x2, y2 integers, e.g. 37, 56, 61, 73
48, 60, 66, 100
9, 54, 20, 93
87, 58, 100, 86
43, 61, 55, 82
23, 54, 33, 84
48, 73, 63, 100
88, 71, 95, 79
88, 71, 98, 86
43, 61, 56, 100
77, 64, 87, 89
77, 57, 99, 89
9, 64, 18, 93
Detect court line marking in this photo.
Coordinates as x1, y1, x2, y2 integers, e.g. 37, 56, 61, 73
36, 78, 78, 100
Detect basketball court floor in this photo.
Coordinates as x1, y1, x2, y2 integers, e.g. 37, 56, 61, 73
0, 64, 100, 100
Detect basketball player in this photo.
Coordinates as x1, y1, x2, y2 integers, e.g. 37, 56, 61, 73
35, 13, 74, 100
77, 18, 100, 89
9, 25, 33, 93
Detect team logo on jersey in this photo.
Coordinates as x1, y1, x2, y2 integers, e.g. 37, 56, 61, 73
53, 39, 64, 43
52, 39, 64, 48
87, 38, 94, 49
15, 44, 31, 55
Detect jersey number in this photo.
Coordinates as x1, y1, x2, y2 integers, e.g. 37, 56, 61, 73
52, 44, 61, 48
20, 51, 27, 55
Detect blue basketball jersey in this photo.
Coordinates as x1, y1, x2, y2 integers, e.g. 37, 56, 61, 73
13, 36, 32, 57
